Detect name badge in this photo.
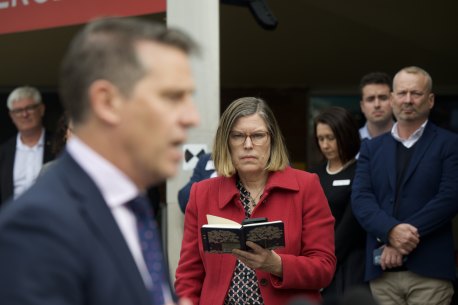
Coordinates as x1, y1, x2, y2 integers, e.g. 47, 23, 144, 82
205, 160, 215, 171
332, 179, 350, 186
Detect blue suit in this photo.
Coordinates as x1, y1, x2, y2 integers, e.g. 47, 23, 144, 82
0, 152, 157, 305
352, 122, 458, 282
178, 153, 215, 213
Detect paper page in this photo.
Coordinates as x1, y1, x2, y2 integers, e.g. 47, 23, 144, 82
206, 214, 240, 225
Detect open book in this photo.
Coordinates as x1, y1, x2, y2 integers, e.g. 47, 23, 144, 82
201, 214, 285, 253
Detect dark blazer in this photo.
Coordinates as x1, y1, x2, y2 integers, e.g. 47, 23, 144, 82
0, 131, 54, 204
178, 153, 215, 213
0, 152, 153, 305
352, 122, 458, 282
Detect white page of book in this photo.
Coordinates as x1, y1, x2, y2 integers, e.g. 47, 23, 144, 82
206, 214, 240, 225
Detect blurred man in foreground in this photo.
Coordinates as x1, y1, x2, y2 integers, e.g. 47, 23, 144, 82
0, 17, 199, 305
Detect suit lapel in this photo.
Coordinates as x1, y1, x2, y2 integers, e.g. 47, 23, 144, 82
60, 153, 151, 305
2, 137, 16, 202
384, 136, 397, 193
43, 131, 55, 163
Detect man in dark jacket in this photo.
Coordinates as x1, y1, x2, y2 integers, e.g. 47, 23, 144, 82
352, 66, 458, 305
0, 86, 53, 204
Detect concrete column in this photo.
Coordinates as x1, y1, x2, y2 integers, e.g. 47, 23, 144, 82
166, 0, 220, 279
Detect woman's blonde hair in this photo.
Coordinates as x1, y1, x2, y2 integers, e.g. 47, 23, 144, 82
212, 97, 289, 177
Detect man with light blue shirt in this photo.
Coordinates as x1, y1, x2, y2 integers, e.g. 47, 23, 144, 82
0, 17, 199, 305
352, 66, 458, 305
0, 86, 54, 204
359, 72, 394, 140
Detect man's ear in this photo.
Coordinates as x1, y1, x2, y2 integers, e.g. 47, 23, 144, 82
88, 80, 123, 125
428, 93, 435, 110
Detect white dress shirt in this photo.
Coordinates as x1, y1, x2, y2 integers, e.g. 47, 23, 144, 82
359, 123, 372, 140
67, 137, 173, 304
13, 129, 44, 199
66, 137, 153, 287
391, 120, 428, 148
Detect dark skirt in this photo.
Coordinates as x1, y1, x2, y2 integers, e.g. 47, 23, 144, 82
321, 248, 368, 299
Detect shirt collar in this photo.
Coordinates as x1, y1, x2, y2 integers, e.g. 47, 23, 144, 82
66, 136, 140, 208
391, 120, 428, 148
359, 123, 371, 140
16, 128, 45, 150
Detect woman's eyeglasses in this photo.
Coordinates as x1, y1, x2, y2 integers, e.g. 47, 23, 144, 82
229, 131, 270, 145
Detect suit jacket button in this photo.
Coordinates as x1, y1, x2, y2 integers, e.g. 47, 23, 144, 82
260, 279, 268, 286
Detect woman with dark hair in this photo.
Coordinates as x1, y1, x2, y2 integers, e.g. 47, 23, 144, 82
311, 106, 366, 298
176, 97, 336, 305
51, 112, 72, 156
39, 113, 73, 175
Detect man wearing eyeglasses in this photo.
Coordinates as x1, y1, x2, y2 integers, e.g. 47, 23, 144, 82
0, 86, 54, 204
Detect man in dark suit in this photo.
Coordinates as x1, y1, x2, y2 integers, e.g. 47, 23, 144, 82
0, 86, 54, 204
0, 17, 199, 305
352, 66, 458, 305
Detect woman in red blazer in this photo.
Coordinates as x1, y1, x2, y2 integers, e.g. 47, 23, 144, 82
175, 97, 336, 305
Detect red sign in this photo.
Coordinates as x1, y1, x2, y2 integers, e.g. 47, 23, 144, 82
0, 0, 166, 35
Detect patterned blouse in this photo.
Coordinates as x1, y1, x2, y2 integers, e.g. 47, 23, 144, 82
224, 180, 264, 305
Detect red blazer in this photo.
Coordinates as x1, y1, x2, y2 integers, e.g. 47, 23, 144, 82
175, 166, 336, 305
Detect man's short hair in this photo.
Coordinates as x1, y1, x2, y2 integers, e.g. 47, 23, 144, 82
6, 86, 42, 110
394, 66, 433, 93
59, 17, 197, 124
359, 72, 392, 96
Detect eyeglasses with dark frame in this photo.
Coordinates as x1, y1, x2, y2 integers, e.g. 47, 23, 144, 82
229, 131, 270, 146
10, 103, 42, 116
